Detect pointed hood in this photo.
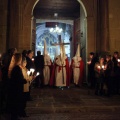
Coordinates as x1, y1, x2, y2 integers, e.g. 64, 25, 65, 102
60, 44, 66, 63
75, 44, 80, 57
44, 39, 48, 55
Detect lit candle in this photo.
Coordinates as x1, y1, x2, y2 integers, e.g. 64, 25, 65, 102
36, 72, 40, 76
30, 68, 35, 74
118, 59, 120, 62
27, 71, 31, 76
32, 58, 34, 61
102, 65, 105, 69
97, 65, 100, 69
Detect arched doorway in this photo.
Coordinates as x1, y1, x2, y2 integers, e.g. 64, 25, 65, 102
32, 0, 87, 81
32, 0, 86, 56
23, 0, 92, 83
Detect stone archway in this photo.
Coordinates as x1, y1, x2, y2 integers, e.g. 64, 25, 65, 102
22, 0, 39, 50
22, 0, 96, 55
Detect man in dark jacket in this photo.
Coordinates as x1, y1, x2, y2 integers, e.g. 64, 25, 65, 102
112, 51, 120, 94
34, 51, 44, 87
87, 52, 98, 88
26, 50, 35, 101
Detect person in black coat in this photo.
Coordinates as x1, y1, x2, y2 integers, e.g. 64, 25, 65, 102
104, 55, 114, 96
26, 50, 35, 101
7, 53, 27, 120
112, 51, 120, 94
34, 51, 44, 87
87, 52, 98, 88
1, 48, 17, 113
26, 50, 35, 70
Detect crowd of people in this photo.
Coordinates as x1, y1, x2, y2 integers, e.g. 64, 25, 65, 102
87, 51, 120, 97
0, 42, 120, 119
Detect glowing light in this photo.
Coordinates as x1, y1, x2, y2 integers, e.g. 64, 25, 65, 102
36, 72, 40, 76
27, 71, 31, 76
30, 68, 35, 74
49, 25, 63, 34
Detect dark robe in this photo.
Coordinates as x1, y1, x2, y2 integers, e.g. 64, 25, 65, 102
7, 65, 27, 118
26, 56, 35, 70
34, 55, 44, 87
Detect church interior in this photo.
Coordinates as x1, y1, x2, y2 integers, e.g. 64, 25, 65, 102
0, 0, 120, 119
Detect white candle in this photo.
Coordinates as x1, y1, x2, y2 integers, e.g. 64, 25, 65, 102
36, 72, 40, 76
118, 59, 120, 62
102, 65, 104, 69
27, 71, 31, 76
97, 65, 100, 69
32, 58, 34, 61
30, 68, 35, 74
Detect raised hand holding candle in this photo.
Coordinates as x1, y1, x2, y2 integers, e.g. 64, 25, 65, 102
118, 59, 120, 62
30, 68, 35, 74
36, 72, 40, 76
97, 65, 100, 69
27, 71, 31, 76
102, 65, 104, 69
32, 58, 34, 61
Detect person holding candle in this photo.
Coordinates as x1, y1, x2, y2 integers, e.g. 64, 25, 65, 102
26, 50, 35, 71
104, 55, 114, 96
7, 53, 27, 120
34, 51, 44, 88
87, 52, 98, 88
112, 51, 120, 94
20, 56, 35, 117
94, 56, 105, 96
26, 50, 35, 101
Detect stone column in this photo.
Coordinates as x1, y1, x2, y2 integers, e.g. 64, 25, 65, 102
8, 0, 19, 49
96, 0, 109, 52
0, 0, 8, 53
31, 16, 36, 53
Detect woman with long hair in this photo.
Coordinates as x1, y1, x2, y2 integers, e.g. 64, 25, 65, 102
7, 53, 27, 120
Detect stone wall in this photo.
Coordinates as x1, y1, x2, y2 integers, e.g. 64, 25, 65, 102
0, 0, 8, 53
1, 0, 120, 56
109, 0, 120, 54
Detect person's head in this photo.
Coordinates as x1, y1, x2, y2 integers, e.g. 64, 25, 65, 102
21, 56, 27, 67
27, 50, 34, 59
99, 56, 104, 63
113, 51, 119, 58
106, 55, 111, 62
22, 50, 27, 57
37, 51, 41, 56
89, 52, 94, 59
14, 53, 22, 66
10, 48, 17, 55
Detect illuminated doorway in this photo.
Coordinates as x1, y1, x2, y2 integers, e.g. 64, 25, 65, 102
35, 21, 73, 61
